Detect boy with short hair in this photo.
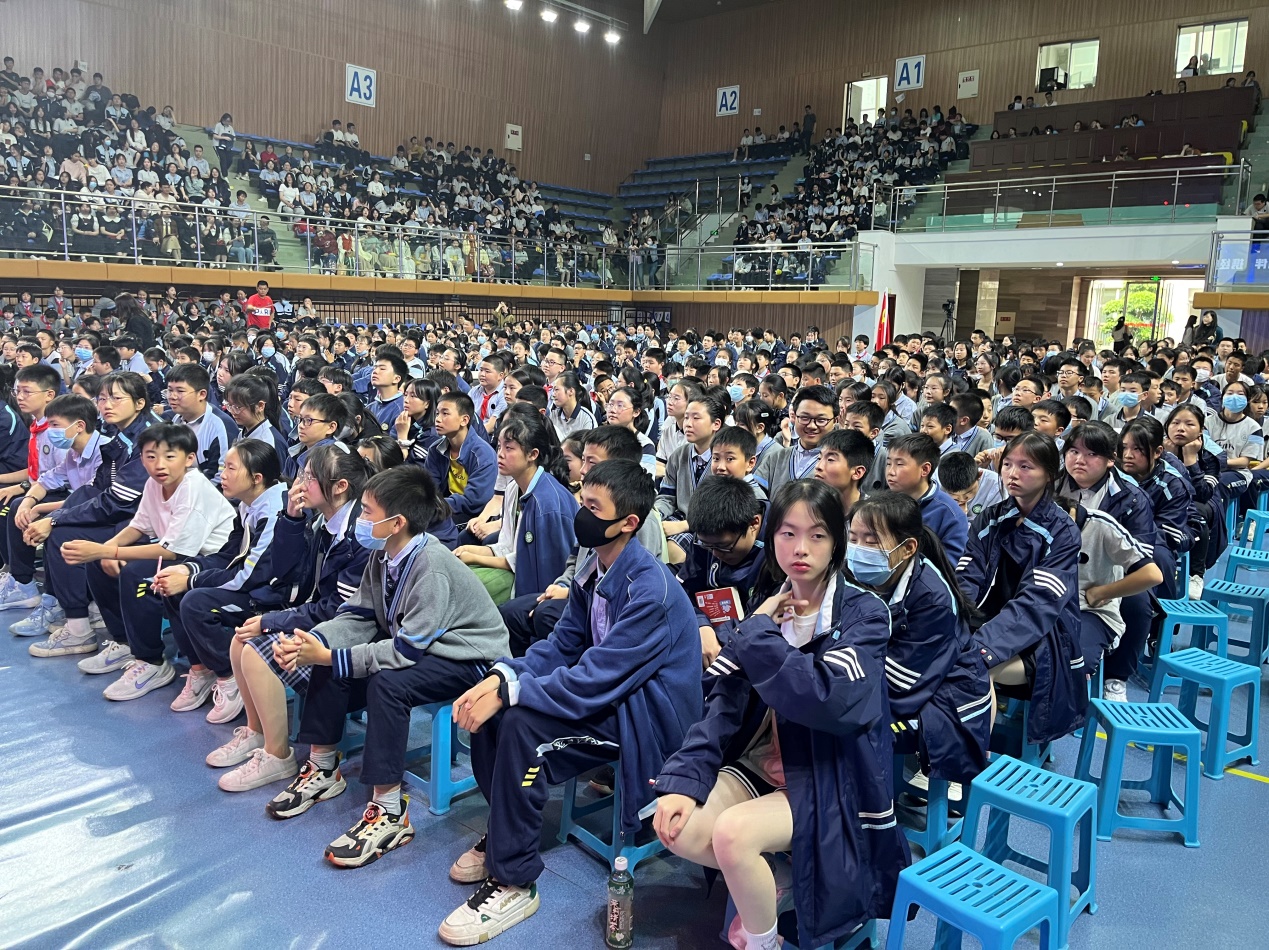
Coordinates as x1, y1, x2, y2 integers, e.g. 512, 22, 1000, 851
813, 428, 875, 513
937, 450, 1004, 522
474, 353, 508, 432
1032, 398, 1071, 442
163, 362, 239, 483
286, 392, 348, 481
424, 391, 497, 546
656, 389, 727, 535
886, 433, 968, 559
708, 425, 766, 500
60, 423, 237, 701
438, 460, 703, 945
761, 384, 838, 493
918, 402, 957, 453
843, 399, 889, 495
947, 392, 994, 457
368, 354, 409, 432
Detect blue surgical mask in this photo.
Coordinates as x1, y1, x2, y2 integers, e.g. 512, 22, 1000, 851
261, 345, 275, 358
1224, 393, 1249, 414
846, 541, 907, 586
1113, 390, 1140, 409
728, 384, 745, 403
46, 425, 76, 450
74, 346, 92, 362
354, 516, 395, 550
202, 351, 215, 364
993, 438, 1006, 450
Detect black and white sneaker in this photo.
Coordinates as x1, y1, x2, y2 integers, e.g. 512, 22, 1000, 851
589, 765, 616, 796
449, 834, 488, 883
324, 798, 414, 868
266, 755, 347, 819
438, 878, 540, 946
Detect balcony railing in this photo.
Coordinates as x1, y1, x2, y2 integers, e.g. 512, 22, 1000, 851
0, 183, 873, 291
880, 161, 1251, 232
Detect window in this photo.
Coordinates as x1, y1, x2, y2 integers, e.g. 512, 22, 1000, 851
1036, 39, 1099, 91
1176, 20, 1247, 77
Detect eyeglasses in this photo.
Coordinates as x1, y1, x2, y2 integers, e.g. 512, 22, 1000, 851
296, 471, 316, 485
795, 414, 834, 429
693, 534, 742, 555
14, 387, 53, 397
298, 416, 330, 427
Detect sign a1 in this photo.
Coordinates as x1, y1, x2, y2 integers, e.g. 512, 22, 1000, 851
895, 55, 926, 92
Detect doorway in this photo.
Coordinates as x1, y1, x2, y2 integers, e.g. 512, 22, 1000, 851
842, 77, 888, 129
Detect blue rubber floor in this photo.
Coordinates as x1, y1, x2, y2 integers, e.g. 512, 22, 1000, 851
1, 596, 1266, 949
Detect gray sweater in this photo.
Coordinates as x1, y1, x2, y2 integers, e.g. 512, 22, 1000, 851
313, 537, 510, 679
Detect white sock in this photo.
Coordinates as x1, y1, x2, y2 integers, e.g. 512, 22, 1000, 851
310, 748, 338, 771
374, 786, 403, 815
742, 922, 779, 950
66, 616, 93, 638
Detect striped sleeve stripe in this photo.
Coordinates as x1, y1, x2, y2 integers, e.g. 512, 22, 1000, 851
823, 648, 864, 681
712, 655, 740, 674
957, 693, 993, 713
110, 483, 143, 500
885, 656, 920, 683
335, 582, 359, 599
1034, 576, 1066, 598
1033, 570, 1067, 595
956, 555, 973, 571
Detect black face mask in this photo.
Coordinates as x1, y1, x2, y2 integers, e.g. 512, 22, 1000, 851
574, 506, 626, 550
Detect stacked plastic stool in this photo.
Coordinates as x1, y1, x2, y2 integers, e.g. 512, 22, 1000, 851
1201, 579, 1269, 667
960, 755, 1097, 950
1075, 699, 1202, 847
1148, 647, 1261, 780
557, 759, 665, 871
1148, 598, 1230, 684
402, 702, 479, 816
885, 842, 1061, 950
894, 754, 963, 856
1235, 507, 1269, 548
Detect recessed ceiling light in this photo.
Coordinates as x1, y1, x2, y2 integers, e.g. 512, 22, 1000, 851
574, 17, 590, 32
1055, 262, 1065, 266
505, 0, 522, 9
1171, 259, 1180, 264
540, 6, 557, 22
604, 29, 620, 43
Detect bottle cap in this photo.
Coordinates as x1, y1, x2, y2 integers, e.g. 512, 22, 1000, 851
613, 856, 628, 871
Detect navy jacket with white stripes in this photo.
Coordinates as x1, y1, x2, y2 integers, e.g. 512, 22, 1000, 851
260, 501, 370, 634
655, 574, 910, 950
957, 496, 1087, 745
1137, 456, 1196, 599
186, 484, 294, 605
48, 413, 154, 528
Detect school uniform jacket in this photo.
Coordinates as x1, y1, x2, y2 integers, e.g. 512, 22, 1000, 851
0, 404, 30, 475
1137, 457, 1196, 599
503, 470, 578, 600
48, 413, 154, 528
676, 541, 767, 634
424, 432, 498, 537
957, 496, 1086, 745
882, 556, 991, 783
1182, 447, 1227, 567
185, 483, 294, 604
655, 443, 711, 520
261, 500, 371, 633
918, 484, 968, 561
656, 574, 909, 949
498, 537, 703, 837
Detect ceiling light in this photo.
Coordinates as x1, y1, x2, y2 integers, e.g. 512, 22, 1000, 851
604, 29, 620, 43
1171, 259, 1180, 265
505, 0, 522, 9
574, 17, 591, 32
540, 6, 557, 21
1055, 262, 1064, 267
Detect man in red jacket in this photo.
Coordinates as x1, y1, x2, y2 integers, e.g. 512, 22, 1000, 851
245, 280, 274, 330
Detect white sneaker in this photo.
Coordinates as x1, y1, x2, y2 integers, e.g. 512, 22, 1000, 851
1103, 679, 1129, 703
1188, 575, 1205, 600
103, 659, 177, 701
10, 598, 66, 637
218, 747, 298, 792
206, 726, 265, 768
77, 639, 134, 674
0, 580, 43, 610
206, 677, 244, 724
28, 625, 98, 657
88, 602, 106, 630
170, 668, 217, 712
439, 879, 540, 946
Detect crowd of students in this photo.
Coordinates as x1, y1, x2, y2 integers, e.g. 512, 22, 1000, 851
0, 290, 1252, 947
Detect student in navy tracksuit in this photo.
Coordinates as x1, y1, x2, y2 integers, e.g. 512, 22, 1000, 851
1056, 420, 1159, 702
847, 492, 992, 785
204, 443, 372, 783
223, 373, 290, 467
957, 432, 1087, 747
424, 391, 497, 546
437, 460, 702, 947
157, 440, 294, 722
885, 432, 968, 560
654, 479, 908, 950
27, 372, 154, 663
1163, 403, 1227, 587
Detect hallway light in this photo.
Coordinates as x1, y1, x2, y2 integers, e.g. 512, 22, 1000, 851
540, 6, 558, 22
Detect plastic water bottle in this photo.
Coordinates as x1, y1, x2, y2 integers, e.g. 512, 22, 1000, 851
605, 855, 634, 948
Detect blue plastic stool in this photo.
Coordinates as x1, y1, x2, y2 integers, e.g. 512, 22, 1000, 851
1201, 579, 1269, 666
1222, 547, 1269, 583
1148, 647, 1261, 780
1236, 507, 1269, 548
1149, 599, 1230, 682
960, 755, 1097, 950
557, 761, 665, 871
885, 842, 1060, 950
401, 702, 479, 816
1074, 699, 1202, 847
989, 697, 1052, 767
894, 754, 963, 855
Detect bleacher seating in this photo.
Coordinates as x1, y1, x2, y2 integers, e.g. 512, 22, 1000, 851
971, 121, 1245, 172
991, 87, 1256, 142
618, 151, 790, 214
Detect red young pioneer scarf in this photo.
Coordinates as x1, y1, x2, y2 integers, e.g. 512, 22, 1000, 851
28, 420, 49, 481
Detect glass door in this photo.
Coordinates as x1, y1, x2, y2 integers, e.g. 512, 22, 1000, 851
842, 77, 888, 129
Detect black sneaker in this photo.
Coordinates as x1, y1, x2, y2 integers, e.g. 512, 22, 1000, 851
450, 834, 489, 883
266, 755, 347, 820
324, 797, 414, 868
589, 765, 616, 796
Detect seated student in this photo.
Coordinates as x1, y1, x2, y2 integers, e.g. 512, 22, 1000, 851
656, 389, 727, 537
424, 391, 497, 546
973, 405, 1035, 471
841, 400, 889, 495
733, 397, 782, 488
1054, 493, 1163, 682
679, 475, 768, 667
437, 459, 701, 945
946, 392, 994, 457
259, 465, 509, 863
61, 423, 237, 701
957, 433, 1087, 744
1079, 374, 1105, 416
657, 378, 701, 478
474, 354, 509, 435
20, 372, 156, 655
548, 370, 595, 444
709, 425, 768, 501
163, 362, 238, 483
761, 385, 838, 494
318, 364, 354, 396
3, 394, 98, 624
1031, 398, 1071, 446
285, 392, 349, 481
368, 354, 409, 433
885, 433, 968, 560
358, 434, 405, 472
454, 409, 578, 607
654, 479, 907, 950
602, 385, 659, 475
204, 444, 371, 784
0, 365, 60, 605
223, 373, 289, 465
155, 440, 290, 722
285, 377, 326, 442
394, 376, 442, 465
813, 428, 875, 514
847, 492, 992, 796
938, 450, 1004, 522
497, 425, 668, 656
918, 402, 958, 454
1164, 403, 1226, 597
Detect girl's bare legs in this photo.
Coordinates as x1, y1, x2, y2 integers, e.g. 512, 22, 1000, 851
239, 647, 291, 758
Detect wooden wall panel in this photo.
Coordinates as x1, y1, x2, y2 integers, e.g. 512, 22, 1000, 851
2, 0, 665, 194
652, 0, 1269, 155
669, 302, 855, 342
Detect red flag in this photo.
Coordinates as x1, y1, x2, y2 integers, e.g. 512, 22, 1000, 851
875, 291, 892, 347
